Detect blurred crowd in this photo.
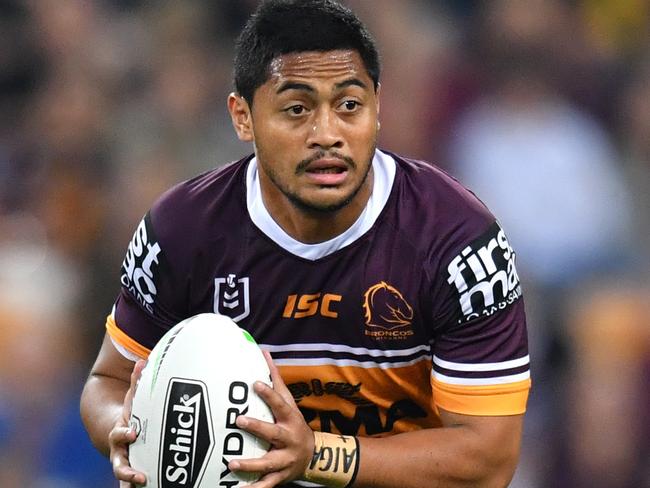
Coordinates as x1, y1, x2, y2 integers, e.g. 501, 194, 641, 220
0, 1, 648, 487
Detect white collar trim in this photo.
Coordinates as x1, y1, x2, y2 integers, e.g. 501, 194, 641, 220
246, 149, 396, 260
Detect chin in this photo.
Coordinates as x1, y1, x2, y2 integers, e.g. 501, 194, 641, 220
289, 190, 355, 214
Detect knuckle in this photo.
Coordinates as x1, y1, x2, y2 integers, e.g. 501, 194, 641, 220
269, 425, 284, 444
108, 429, 120, 444
110, 427, 129, 445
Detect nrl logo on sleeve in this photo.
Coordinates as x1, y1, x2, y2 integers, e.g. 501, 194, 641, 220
446, 222, 522, 324
121, 214, 164, 314
213, 274, 250, 322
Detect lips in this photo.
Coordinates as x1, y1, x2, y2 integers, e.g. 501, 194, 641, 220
303, 158, 349, 185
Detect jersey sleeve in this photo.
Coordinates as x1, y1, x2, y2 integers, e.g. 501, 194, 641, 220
429, 220, 530, 416
106, 209, 187, 360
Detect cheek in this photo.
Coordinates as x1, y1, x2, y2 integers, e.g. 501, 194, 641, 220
254, 118, 303, 151
346, 113, 377, 139
347, 122, 377, 155
256, 133, 297, 169
253, 129, 300, 179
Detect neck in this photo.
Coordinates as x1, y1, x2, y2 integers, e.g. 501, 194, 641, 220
260, 168, 373, 244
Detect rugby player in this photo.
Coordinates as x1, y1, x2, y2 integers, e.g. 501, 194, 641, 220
80, 1, 531, 487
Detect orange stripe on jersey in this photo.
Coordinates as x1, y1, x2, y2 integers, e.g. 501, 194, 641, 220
432, 377, 531, 416
106, 314, 152, 359
277, 362, 443, 437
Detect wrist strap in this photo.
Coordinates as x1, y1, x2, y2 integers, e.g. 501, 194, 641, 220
302, 432, 360, 488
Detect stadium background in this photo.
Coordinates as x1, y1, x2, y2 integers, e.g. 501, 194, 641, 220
0, 0, 648, 486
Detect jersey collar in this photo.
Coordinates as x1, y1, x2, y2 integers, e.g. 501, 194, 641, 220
246, 149, 396, 260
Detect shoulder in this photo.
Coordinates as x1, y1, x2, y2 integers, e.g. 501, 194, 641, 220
384, 151, 496, 254
140, 156, 251, 273
149, 156, 251, 239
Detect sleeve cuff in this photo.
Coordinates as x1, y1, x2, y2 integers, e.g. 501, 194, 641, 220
106, 314, 152, 360
432, 377, 531, 416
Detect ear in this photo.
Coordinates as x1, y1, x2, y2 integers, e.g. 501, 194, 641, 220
228, 93, 254, 142
375, 83, 381, 116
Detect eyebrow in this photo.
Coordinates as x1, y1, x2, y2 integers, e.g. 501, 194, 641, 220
276, 82, 314, 95
275, 77, 368, 95
335, 78, 368, 90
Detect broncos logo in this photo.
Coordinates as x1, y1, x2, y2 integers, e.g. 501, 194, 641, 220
363, 281, 414, 330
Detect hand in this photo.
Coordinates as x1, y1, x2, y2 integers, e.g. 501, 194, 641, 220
109, 359, 148, 488
229, 351, 315, 487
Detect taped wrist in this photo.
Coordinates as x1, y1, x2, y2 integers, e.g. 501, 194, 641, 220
302, 431, 360, 488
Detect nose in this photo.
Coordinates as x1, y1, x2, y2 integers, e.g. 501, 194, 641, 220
306, 108, 343, 150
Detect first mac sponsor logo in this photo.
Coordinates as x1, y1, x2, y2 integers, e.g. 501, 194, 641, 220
446, 221, 522, 323
160, 378, 214, 488
121, 214, 164, 314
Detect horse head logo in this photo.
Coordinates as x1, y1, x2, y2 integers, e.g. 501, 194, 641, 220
363, 281, 414, 330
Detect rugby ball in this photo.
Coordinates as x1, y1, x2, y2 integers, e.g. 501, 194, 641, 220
129, 313, 274, 487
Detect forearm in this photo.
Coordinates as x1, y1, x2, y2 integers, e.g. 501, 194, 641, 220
353, 419, 522, 488
80, 374, 130, 456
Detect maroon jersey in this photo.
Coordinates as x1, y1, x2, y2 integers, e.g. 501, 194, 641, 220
108, 149, 530, 437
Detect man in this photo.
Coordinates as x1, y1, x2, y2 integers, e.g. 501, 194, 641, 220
80, 1, 531, 487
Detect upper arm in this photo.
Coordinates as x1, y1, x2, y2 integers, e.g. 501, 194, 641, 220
80, 333, 138, 455
439, 409, 524, 484
430, 221, 531, 417
89, 332, 138, 383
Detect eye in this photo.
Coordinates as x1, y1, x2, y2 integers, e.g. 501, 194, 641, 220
285, 105, 307, 116
340, 100, 360, 112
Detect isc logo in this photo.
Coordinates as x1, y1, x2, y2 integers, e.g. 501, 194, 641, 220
283, 293, 342, 319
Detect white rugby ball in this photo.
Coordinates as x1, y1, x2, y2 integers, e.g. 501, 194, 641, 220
129, 313, 274, 487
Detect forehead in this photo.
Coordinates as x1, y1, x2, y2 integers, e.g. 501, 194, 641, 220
266, 49, 371, 88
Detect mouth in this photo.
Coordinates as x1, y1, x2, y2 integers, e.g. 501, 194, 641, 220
307, 167, 346, 174
303, 158, 349, 185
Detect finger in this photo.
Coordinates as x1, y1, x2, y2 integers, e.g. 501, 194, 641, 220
109, 425, 137, 446
129, 359, 147, 393
113, 451, 146, 485
229, 451, 284, 474
133, 359, 147, 380
109, 425, 140, 481
236, 415, 287, 448
247, 471, 288, 488
252, 381, 295, 421
124, 359, 147, 418
262, 351, 293, 403
115, 468, 146, 486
